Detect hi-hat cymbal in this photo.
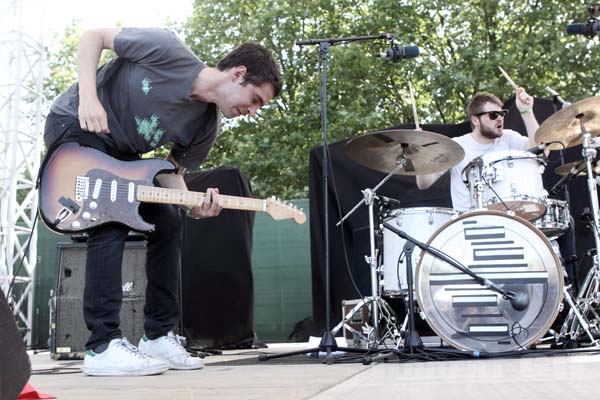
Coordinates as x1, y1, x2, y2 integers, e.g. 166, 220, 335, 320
554, 160, 600, 176
535, 96, 600, 149
345, 129, 465, 175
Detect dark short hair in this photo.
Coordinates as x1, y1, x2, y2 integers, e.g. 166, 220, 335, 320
217, 42, 282, 98
467, 91, 503, 118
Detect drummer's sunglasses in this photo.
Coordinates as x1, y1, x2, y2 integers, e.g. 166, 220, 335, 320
476, 109, 509, 120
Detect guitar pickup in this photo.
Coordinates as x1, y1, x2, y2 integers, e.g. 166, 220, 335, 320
75, 176, 89, 201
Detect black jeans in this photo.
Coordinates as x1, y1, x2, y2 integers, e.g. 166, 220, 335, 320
43, 113, 182, 349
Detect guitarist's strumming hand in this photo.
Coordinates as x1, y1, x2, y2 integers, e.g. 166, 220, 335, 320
189, 188, 223, 219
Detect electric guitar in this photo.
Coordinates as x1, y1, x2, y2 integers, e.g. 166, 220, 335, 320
39, 142, 306, 234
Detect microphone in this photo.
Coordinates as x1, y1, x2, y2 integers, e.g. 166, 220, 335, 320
507, 291, 530, 311
484, 279, 529, 311
377, 195, 402, 208
545, 86, 571, 108
525, 143, 548, 155
566, 20, 600, 37
550, 162, 586, 195
376, 45, 419, 62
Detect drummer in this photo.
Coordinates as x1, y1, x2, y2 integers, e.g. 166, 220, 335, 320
416, 88, 540, 212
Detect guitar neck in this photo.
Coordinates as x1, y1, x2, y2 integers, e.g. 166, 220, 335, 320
137, 185, 266, 212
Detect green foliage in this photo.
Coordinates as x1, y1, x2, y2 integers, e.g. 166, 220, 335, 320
183, 0, 600, 198
45, 2, 600, 198
44, 21, 117, 100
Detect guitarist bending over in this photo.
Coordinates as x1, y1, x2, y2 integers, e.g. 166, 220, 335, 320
42, 27, 282, 376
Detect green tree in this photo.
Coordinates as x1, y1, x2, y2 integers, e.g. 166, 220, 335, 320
184, 0, 599, 198
44, 21, 117, 100
44, 2, 600, 198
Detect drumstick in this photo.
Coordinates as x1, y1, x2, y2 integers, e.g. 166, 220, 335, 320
408, 81, 421, 130
498, 66, 519, 90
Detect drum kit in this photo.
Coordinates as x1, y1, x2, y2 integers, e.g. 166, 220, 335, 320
337, 96, 600, 353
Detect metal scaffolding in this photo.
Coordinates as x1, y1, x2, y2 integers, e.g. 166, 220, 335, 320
0, 0, 45, 345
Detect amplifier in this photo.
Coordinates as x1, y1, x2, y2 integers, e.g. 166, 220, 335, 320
50, 241, 147, 359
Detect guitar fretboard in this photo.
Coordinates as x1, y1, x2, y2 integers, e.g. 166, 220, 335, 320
136, 185, 266, 212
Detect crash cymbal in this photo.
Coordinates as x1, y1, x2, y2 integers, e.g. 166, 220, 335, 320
535, 96, 600, 150
346, 129, 465, 175
554, 160, 600, 176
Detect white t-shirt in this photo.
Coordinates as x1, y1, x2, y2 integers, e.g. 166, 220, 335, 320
450, 130, 530, 212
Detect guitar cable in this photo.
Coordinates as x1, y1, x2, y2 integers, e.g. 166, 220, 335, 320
5, 208, 39, 300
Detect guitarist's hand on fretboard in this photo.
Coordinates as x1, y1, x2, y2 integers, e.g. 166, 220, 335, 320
188, 188, 223, 219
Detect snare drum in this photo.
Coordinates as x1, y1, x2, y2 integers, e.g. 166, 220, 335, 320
464, 150, 546, 220
534, 198, 570, 239
382, 207, 459, 296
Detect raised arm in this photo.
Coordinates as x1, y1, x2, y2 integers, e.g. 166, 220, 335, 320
515, 87, 539, 147
77, 28, 121, 134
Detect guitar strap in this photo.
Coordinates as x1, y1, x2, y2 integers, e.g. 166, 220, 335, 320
36, 114, 78, 189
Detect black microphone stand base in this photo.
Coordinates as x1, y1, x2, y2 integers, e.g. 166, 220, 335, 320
258, 331, 371, 364
403, 330, 424, 351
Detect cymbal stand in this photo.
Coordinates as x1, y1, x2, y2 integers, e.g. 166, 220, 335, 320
559, 119, 600, 346
335, 158, 407, 348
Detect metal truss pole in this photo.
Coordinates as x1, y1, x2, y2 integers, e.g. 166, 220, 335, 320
0, 0, 45, 345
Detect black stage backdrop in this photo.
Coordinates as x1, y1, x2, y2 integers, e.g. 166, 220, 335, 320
181, 166, 257, 349
309, 96, 596, 332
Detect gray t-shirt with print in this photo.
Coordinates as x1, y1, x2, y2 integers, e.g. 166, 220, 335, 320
50, 27, 219, 170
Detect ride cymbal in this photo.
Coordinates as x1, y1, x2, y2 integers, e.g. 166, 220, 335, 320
535, 96, 600, 150
346, 129, 465, 175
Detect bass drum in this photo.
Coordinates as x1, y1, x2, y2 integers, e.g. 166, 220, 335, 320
415, 211, 563, 353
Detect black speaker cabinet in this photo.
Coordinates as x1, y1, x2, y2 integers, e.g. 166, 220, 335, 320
50, 241, 147, 359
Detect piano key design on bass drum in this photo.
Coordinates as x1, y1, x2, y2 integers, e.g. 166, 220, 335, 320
416, 211, 563, 353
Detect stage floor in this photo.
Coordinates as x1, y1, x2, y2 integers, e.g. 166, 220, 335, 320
28, 341, 600, 400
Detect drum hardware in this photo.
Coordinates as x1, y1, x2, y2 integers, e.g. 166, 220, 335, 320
533, 198, 571, 239
335, 161, 407, 348
464, 156, 512, 214
339, 128, 466, 349
554, 159, 600, 177
345, 129, 466, 176
559, 282, 600, 346
463, 151, 547, 220
415, 211, 563, 352
384, 216, 558, 352
550, 161, 588, 195
535, 96, 600, 150
382, 207, 459, 295
385, 221, 531, 311
539, 105, 600, 346
396, 241, 423, 351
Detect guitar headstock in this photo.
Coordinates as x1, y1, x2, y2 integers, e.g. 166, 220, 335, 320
265, 196, 306, 224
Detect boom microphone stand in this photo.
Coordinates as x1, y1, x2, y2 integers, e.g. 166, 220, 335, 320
259, 33, 389, 363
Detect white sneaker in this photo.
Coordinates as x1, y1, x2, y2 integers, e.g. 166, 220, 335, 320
138, 332, 203, 370
83, 337, 169, 376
